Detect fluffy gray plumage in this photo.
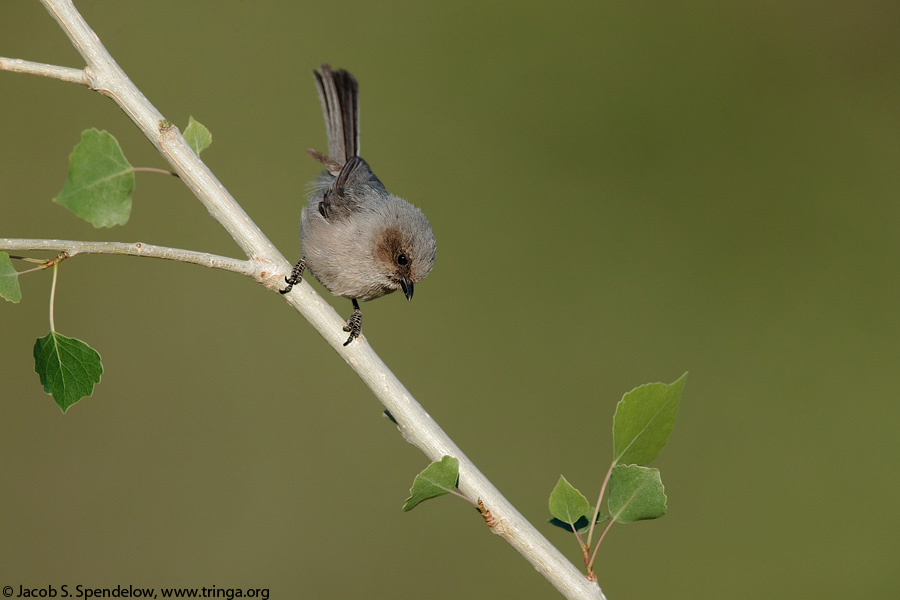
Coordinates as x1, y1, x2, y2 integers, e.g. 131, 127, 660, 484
282, 64, 436, 345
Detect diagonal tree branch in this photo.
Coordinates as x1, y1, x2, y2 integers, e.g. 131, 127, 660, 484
0, 1, 607, 598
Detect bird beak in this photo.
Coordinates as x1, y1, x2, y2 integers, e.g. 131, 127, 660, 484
400, 278, 414, 301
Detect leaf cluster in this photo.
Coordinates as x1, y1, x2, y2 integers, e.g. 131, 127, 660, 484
401, 375, 686, 579
547, 374, 686, 576
2, 120, 210, 411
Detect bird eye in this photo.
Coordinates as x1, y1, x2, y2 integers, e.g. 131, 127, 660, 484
397, 254, 408, 266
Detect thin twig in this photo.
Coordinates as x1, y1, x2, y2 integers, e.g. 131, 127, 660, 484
0, 239, 261, 279
0, 56, 89, 85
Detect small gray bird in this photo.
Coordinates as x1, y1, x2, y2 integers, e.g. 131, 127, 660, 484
281, 64, 437, 346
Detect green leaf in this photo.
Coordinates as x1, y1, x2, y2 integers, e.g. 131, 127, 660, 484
613, 373, 687, 465
54, 129, 134, 227
402, 455, 459, 512
33, 332, 103, 412
184, 116, 212, 155
608, 465, 666, 523
0, 252, 22, 303
549, 475, 591, 526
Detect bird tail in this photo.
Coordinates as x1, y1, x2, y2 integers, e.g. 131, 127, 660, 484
313, 64, 359, 169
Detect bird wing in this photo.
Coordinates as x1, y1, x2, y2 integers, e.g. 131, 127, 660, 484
318, 156, 385, 221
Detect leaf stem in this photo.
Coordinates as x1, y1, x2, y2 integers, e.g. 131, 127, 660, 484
586, 461, 616, 548
16, 265, 50, 275
7, 255, 47, 264
586, 518, 617, 574
571, 525, 586, 549
132, 166, 179, 177
49, 263, 58, 333
449, 489, 479, 506
571, 526, 589, 571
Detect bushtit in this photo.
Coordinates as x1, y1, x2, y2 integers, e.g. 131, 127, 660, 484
281, 64, 437, 346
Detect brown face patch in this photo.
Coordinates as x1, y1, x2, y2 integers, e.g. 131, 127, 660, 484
375, 225, 402, 257
374, 226, 412, 280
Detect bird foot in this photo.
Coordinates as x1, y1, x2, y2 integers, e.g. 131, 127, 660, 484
342, 303, 362, 346
280, 258, 306, 294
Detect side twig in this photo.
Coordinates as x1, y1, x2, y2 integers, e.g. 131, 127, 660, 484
0, 57, 88, 84
0, 239, 260, 279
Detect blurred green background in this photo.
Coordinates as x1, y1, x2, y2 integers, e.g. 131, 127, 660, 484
2, 1, 899, 598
